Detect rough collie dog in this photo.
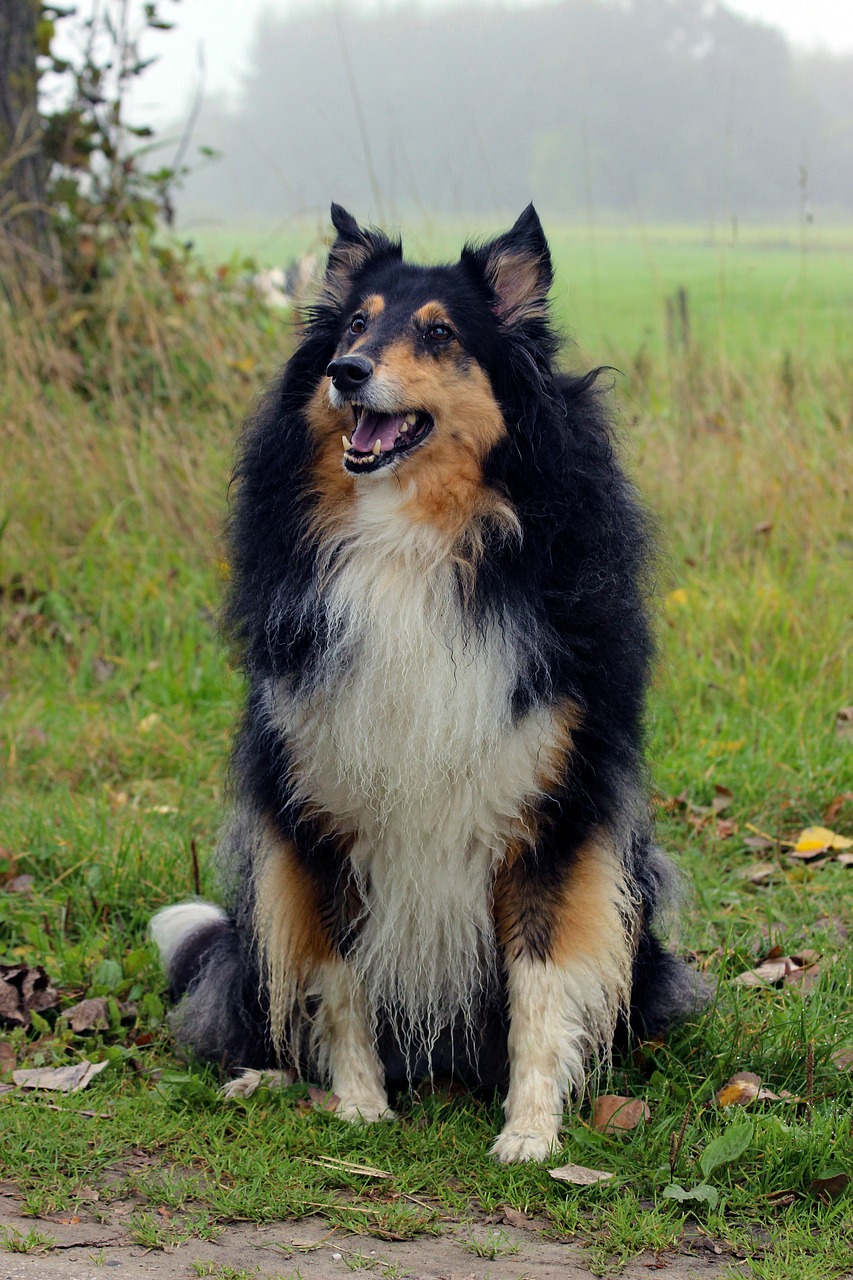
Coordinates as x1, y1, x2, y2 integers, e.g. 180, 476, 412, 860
152, 204, 700, 1162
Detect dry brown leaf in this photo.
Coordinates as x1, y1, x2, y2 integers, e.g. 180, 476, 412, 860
734, 959, 790, 987
837, 853, 853, 866
825, 793, 853, 825
744, 835, 774, 852
306, 1086, 340, 1111
62, 998, 110, 1033
712, 785, 734, 814
0, 965, 59, 1028
784, 964, 821, 990
830, 1046, 853, 1071
0, 1040, 15, 1074
592, 1094, 650, 1133
13, 1059, 109, 1093
501, 1206, 536, 1230
549, 1163, 613, 1185
835, 709, 853, 742
809, 1172, 850, 1203
737, 862, 775, 884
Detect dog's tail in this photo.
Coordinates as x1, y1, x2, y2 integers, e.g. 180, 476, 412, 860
150, 902, 272, 1069
627, 842, 713, 1041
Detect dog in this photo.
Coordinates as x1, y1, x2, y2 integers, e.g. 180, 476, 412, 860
151, 203, 702, 1162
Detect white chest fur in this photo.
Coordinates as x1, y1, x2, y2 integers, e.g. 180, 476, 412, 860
267, 480, 559, 1045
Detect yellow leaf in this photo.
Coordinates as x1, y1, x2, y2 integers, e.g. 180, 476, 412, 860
793, 826, 853, 854
137, 713, 162, 735
228, 356, 257, 374
667, 588, 688, 608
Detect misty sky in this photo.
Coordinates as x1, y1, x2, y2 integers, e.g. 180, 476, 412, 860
106, 0, 853, 130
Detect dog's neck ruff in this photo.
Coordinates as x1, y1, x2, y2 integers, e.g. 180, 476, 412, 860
267, 478, 560, 1056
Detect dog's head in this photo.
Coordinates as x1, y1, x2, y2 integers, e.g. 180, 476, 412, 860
312, 204, 554, 484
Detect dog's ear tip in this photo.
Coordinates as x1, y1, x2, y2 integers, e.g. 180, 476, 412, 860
330, 203, 360, 238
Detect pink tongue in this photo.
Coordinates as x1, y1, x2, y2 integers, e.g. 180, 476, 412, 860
351, 410, 405, 453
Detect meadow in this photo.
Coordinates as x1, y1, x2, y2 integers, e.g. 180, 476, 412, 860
1, 220, 851, 1278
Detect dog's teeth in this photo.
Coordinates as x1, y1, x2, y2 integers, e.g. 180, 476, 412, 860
342, 435, 352, 450
399, 422, 409, 433
405, 413, 417, 425
372, 439, 382, 456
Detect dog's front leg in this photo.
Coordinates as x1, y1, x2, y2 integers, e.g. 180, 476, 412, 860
491, 830, 633, 1163
319, 960, 395, 1123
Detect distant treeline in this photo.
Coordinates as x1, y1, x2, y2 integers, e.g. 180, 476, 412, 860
177, 0, 853, 223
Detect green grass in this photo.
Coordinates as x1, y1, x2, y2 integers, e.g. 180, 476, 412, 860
1, 222, 852, 1279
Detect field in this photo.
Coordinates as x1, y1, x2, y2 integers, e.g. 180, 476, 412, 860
1, 221, 852, 1279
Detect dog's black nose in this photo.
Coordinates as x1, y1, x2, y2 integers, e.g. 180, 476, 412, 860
326, 355, 373, 391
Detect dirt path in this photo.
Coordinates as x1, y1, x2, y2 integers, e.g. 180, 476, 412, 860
0, 1191, 752, 1280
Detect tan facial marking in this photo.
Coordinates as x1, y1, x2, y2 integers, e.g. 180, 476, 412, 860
414, 301, 452, 327
362, 293, 385, 318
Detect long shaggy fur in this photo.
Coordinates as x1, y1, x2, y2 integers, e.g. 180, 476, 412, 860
152, 203, 705, 1160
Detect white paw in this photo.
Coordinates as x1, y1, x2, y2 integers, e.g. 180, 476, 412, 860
219, 1068, 294, 1100
336, 1095, 397, 1125
490, 1127, 560, 1164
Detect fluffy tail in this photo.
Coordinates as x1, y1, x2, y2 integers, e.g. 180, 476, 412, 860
150, 901, 274, 1069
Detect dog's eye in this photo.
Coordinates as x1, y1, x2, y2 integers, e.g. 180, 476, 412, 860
426, 323, 453, 343
349, 314, 367, 335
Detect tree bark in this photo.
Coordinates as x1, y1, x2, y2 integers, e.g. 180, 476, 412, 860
0, 0, 61, 296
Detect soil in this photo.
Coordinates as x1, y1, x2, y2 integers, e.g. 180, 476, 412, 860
0, 1189, 749, 1280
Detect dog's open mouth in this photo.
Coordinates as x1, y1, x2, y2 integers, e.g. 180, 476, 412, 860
342, 407, 434, 472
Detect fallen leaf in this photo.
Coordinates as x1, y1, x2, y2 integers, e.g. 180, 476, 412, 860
0, 1041, 15, 1073
0, 965, 59, 1028
716, 818, 737, 840
717, 1072, 761, 1106
784, 964, 821, 990
753, 520, 773, 535
549, 1163, 613, 1185
501, 1206, 535, 1230
737, 862, 775, 884
712, 785, 734, 813
809, 1171, 850, 1203
137, 713, 161, 735
304, 1086, 340, 1112
91, 657, 116, 683
744, 835, 774, 852
790, 826, 852, 856
592, 1094, 650, 1133
716, 1072, 786, 1106
13, 1059, 109, 1093
837, 853, 853, 867
830, 1046, 853, 1070
4, 875, 33, 895
835, 709, 853, 742
734, 959, 790, 987
61, 998, 109, 1033
825, 793, 853, 824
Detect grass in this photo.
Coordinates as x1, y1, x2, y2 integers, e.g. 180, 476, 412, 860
1, 221, 852, 1279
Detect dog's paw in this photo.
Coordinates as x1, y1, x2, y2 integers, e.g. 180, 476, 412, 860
490, 1127, 560, 1164
336, 1095, 397, 1125
219, 1069, 294, 1100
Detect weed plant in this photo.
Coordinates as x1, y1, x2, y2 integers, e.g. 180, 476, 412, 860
0, 226, 851, 1279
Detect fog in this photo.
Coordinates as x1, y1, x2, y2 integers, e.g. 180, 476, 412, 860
166, 0, 853, 224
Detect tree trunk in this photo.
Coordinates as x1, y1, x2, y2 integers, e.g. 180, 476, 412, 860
0, 0, 61, 297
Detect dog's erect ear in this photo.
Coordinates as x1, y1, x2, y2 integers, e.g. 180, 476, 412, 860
323, 203, 395, 307
461, 204, 553, 328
